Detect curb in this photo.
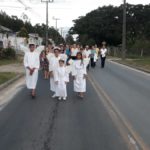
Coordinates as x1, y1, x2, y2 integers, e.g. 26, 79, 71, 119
110, 60, 150, 74
0, 73, 24, 91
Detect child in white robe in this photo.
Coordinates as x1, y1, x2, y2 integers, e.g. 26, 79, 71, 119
54, 59, 69, 100
72, 52, 87, 98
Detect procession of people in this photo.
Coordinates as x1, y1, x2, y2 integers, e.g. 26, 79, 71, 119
22, 42, 107, 99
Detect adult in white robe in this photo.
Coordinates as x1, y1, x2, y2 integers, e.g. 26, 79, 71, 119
47, 47, 60, 97
23, 44, 40, 98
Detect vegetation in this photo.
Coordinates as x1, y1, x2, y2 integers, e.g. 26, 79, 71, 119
65, 34, 74, 45
0, 11, 65, 45
0, 72, 17, 85
70, 4, 150, 56
17, 27, 29, 38
115, 57, 150, 71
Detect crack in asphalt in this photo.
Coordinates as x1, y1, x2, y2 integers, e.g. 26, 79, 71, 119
42, 101, 59, 150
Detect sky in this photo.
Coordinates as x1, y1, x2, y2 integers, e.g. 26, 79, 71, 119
0, 0, 150, 34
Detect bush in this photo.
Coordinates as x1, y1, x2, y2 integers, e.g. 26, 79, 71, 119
2, 48, 16, 59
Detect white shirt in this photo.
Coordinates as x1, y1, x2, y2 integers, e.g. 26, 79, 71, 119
83, 50, 91, 58
100, 48, 107, 58
71, 48, 79, 57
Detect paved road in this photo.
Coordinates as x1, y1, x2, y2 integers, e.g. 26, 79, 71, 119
0, 72, 129, 150
90, 60, 150, 148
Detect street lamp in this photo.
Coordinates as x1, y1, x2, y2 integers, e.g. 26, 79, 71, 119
122, 0, 126, 60
41, 0, 54, 47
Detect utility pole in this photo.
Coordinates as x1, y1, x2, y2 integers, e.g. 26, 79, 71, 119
53, 17, 60, 31
122, 0, 127, 60
60, 27, 63, 37
41, 0, 54, 47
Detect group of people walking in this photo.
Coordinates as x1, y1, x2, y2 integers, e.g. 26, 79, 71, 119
22, 43, 107, 100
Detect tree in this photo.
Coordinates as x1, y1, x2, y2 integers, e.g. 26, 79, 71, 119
0, 11, 65, 45
70, 3, 150, 53
65, 34, 74, 45
17, 27, 29, 38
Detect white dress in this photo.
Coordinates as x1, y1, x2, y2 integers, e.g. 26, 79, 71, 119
24, 51, 40, 89
47, 56, 60, 92
54, 66, 69, 97
72, 60, 87, 93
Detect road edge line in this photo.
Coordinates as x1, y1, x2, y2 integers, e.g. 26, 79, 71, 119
108, 60, 150, 76
88, 72, 149, 150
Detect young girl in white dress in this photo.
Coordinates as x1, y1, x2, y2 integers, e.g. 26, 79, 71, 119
72, 52, 87, 98
54, 59, 69, 100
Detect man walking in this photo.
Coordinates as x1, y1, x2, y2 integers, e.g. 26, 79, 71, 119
100, 44, 107, 68
24, 44, 40, 98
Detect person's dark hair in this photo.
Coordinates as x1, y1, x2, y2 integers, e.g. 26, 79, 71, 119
89, 45, 92, 49
54, 48, 60, 53
59, 59, 65, 63
80, 48, 84, 51
29, 44, 35, 48
76, 52, 84, 65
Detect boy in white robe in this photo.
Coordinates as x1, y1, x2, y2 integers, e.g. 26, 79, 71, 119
47, 47, 60, 98
54, 59, 69, 100
72, 52, 87, 98
23, 44, 40, 98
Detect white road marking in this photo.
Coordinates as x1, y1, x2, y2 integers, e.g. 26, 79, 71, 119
128, 135, 140, 150
88, 73, 150, 150
0, 77, 25, 112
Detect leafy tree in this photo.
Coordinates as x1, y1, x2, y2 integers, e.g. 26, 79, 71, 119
65, 34, 74, 45
0, 11, 65, 45
70, 3, 150, 56
17, 27, 29, 38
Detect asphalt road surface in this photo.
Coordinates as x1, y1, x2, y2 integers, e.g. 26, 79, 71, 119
90, 60, 150, 149
0, 71, 129, 150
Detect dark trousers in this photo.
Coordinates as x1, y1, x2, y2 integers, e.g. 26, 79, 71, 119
87, 64, 90, 70
101, 56, 106, 68
91, 58, 96, 68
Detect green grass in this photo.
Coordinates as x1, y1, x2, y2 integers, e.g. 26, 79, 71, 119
0, 57, 23, 66
0, 72, 17, 85
116, 57, 150, 71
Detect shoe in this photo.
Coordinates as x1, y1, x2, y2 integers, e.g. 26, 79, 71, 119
63, 97, 66, 100
31, 94, 36, 99
52, 94, 56, 98
58, 97, 62, 100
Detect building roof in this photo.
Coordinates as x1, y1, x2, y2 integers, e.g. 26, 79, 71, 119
0, 25, 12, 33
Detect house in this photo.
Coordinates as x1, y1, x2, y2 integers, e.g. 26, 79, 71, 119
28, 33, 43, 46
0, 25, 12, 49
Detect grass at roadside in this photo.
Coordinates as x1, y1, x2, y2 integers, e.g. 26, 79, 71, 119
0, 57, 23, 66
114, 57, 150, 72
0, 72, 17, 85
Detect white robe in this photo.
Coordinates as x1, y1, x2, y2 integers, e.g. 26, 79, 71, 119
24, 51, 40, 89
47, 56, 60, 92
60, 53, 68, 63
72, 60, 87, 92
54, 66, 69, 97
